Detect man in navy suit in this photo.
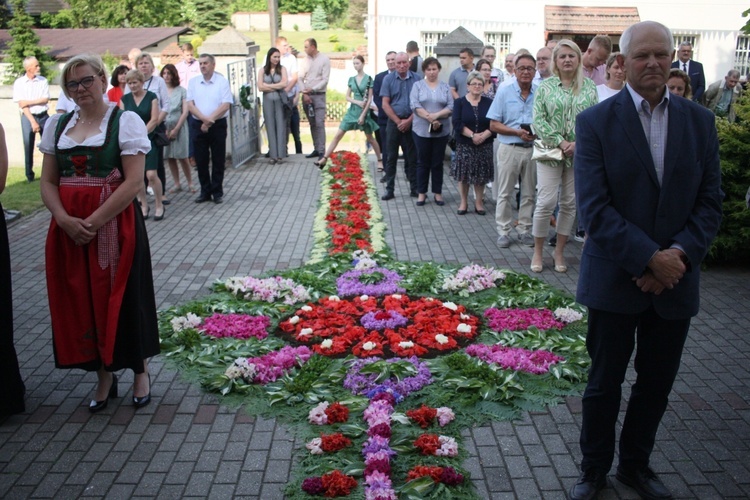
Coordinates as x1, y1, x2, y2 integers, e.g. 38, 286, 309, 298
373, 51, 396, 178
570, 21, 723, 500
671, 41, 705, 101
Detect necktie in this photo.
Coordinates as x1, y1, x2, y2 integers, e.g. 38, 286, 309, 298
683, 62, 687, 73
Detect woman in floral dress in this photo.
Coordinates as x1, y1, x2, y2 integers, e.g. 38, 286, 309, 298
39, 54, 159, 413
315, 55, 382, 169
450, 71, 496, 215
531, 39, 598, 273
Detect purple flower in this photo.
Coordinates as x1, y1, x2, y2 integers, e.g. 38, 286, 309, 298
343, 357, 432, 400
336, 267, 405, 297
301, 476, 324, 495
362, 436, 397, 457
466, 344, 564, 374
440, 467, 465, 486
360, 310, 408, 331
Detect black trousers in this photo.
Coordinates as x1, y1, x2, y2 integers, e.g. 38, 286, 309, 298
0, 202, 25, 417
383, 120, 417, 194
580, 306, 690, 473
190, 116, 228, 199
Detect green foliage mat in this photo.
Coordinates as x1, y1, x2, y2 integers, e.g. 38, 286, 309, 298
159, 256, 589, 499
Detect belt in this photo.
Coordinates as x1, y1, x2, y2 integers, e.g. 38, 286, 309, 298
508, 142, 533, 148
32, 111, 49, 117
310, 91, 326, 95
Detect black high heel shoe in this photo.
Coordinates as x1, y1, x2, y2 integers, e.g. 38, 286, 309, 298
314, 157, 328, 170
89, 373, 118, 413
133, 373, 152, 409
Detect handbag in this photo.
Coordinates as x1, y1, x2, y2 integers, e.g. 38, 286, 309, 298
152, 124, 170, 147
531, 140, 564, 162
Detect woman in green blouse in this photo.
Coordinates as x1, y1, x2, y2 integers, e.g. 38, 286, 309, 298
531, 39, 597, 273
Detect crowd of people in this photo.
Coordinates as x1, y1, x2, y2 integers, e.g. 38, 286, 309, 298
0, 24, 730, 500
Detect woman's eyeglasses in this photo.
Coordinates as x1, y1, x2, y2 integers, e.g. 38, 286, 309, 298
65, 76, 97, 92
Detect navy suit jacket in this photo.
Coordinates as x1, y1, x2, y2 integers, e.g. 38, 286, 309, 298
671, 60, 705, 102
574, 88, 723, 320
373, 70, 389, 124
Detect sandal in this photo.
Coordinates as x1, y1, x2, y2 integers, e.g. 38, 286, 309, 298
188, 184, 197, 193
376, 158, 384, 173
168, 186, 182, 194
314, 157, 328, 170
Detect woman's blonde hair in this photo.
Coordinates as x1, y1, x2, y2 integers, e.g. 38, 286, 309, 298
125, 69, 145, 83
552, 39, 584, 95
61, 54, 107, 98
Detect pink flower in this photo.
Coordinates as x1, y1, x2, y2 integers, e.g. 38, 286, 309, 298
436, 436, 458, 456
199, 313, 271, 340
436, 407, 455, 427
306, 437, 323, 454
308, 402, 329, 425
466, 343, 564, 375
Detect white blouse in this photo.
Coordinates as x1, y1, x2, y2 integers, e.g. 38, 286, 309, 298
39, 104, 151, 156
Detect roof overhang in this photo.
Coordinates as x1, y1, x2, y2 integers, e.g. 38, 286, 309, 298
545, 6, 640, 35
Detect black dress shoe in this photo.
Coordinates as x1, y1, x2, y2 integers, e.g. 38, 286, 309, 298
416, 199, 426, 206
162, 199, 171, 205
195, 195, 210, 203
457, 209, 467, 215
133, 374, 152, 409
89, 374, 118, 414
475, 208, 486, 215
569, 468, 606, 500
434, 197, 445, 206
154, 207, 165, 221
381, 192, 395, 201
305, 150, 320, 158
213, 196, 223, 204
616, 466, 672, 499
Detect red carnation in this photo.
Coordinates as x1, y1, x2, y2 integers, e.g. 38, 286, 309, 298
320, 469, 358, 497
407, 404, 438, 429
320, 433, 352, 453
413, 433, 440, 455
324, 402, 349, 424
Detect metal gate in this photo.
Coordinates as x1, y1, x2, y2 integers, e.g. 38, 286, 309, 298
228, 57, 260, 168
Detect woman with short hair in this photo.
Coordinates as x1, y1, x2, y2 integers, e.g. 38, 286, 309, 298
450, 70, 496, 215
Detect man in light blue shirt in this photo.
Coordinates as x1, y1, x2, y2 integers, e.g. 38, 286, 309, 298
380, 52, 422, 200
448, 48, 474, 99
488, 53, 538, 248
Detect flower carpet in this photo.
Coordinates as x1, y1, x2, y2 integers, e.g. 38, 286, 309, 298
159, 151, 590, 499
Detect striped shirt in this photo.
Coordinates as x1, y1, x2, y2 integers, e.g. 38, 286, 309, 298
625, 84, 670, 185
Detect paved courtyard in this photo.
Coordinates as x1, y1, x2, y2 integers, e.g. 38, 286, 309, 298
2, 154, 749, 499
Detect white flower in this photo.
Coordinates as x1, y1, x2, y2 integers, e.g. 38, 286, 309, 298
435, 334, 449, 345
299, 328, 313, 337
170, 313, 203, 332
301, 305, 313, 312
398, 341, 414, 348
320, 339, 333, 349
224, 277, 247, 295
363, 341, 377, 351
306, 437, 324, 454
443, 301, 458, 311
460, 313, 470, 320
391, 294, 402, 299
328, 295, 341, 302
360, 295, 369, 301
425, 297, 434, 302
554, 307, 584, 324
289, 315, 300, 324
224, 365, 242, 379
457, 323, 472, 333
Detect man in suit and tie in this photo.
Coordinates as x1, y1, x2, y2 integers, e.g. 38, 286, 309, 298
671, 41, 705, 101
570, 21, 723, 500
373, 51, 397, 178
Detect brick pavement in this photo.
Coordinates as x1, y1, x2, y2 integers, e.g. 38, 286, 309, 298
1, 155, 749, 499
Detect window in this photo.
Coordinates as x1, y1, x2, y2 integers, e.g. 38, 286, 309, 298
485, 32, 512, 57
673, 35, 698, 59
735, 36, 750, 77
421, 32, 448, 58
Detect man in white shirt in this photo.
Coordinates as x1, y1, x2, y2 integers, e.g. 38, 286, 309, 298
276, 36, 302, 155
533, 47, 553, 86
13, 57, 49, 182
187, 54, 234, 204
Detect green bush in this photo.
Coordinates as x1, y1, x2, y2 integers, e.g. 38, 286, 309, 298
709, 94, 750, 264
333, 43, 348, 52
328, 34, 339, 42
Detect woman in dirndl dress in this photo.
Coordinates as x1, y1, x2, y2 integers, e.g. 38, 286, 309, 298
39, 54, 159, 413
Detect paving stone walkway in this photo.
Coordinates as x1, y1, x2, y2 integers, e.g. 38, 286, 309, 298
2, 154, 749, 499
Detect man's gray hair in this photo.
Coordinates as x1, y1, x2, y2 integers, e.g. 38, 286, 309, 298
620, 21, 673, 57
678, 41, 693, 50
199, 53, 216, 64
23, 56, 38, 69
727, 69, 741, 78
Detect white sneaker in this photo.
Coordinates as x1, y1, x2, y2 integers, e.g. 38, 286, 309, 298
496, 235, 511, 248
